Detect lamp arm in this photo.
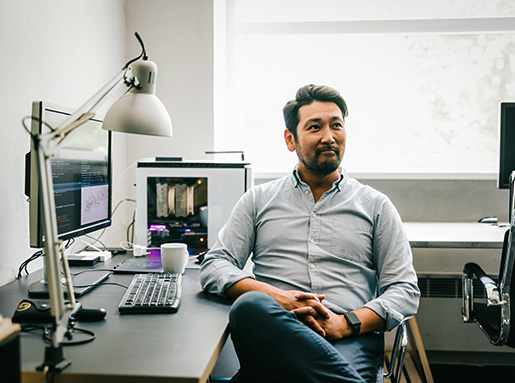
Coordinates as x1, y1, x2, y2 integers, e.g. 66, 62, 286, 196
33, 66, 135, 370
40, 68, 131, 154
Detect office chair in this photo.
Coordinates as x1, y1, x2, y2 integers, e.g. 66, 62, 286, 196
462, 179, 515, 348
383, 321, 408, 383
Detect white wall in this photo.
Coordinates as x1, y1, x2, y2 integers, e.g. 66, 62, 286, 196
0, 0, 216, 286
124, 0, 215, 165
0, 0, 126, 285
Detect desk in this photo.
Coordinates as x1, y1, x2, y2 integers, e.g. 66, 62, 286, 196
403, 222, 507, 276
0, 254, 232, 383
403, 222, 515, 364
404, 222, 506, 249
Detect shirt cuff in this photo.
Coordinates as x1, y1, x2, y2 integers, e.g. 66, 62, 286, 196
364, 301, 405, 332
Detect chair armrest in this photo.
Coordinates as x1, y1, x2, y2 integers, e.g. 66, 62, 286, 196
462, 262, 501, 322
384, 321, 408, 383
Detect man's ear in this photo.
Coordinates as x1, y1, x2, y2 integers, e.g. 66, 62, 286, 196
284, 129, 296, 152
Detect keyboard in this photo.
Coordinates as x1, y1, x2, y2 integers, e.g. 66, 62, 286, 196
119, 273, 182, 314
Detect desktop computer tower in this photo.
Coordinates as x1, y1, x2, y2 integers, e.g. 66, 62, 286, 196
135, 158, 253, 254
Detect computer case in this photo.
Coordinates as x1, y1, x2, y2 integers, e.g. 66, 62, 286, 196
135, 158, 252, 254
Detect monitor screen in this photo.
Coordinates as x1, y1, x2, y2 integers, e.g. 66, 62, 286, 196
28, 101, 112, 248
499, 102, 515, 189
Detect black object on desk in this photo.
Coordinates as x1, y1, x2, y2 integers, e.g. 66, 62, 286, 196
27, 270, 111, 298
113, 258, 163, 274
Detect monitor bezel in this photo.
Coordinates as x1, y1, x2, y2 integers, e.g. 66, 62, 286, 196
28, 101, 112, 248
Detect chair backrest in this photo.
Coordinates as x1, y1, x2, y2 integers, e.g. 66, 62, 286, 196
499, 221, 515, 347
497, 172, 515, 347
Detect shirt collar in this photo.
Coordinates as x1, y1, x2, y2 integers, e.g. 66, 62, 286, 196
290, 165, 346, 191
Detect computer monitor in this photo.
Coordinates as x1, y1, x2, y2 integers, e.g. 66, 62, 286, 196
499, 102, 515, 190
27, 101, 112, 249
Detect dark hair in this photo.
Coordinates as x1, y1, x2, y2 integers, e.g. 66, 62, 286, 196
282, 84, 348, 139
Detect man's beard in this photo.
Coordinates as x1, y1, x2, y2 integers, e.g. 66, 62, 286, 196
298, 146, 342, 177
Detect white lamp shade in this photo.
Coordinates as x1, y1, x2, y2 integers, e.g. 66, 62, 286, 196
103, 60, 173, 137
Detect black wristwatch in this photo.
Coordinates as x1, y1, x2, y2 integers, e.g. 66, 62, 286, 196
344, 311, 361, 337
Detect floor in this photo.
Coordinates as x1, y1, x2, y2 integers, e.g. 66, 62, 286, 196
431, 364, 515, 383
211, 364, 515, 382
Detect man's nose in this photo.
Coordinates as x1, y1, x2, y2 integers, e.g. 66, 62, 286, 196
320, 126, 336, 143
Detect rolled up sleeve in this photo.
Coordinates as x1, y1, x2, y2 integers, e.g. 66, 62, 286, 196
364, 197, 420, 331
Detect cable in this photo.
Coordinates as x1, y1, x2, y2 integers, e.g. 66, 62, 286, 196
83, 235, 109, 251
126, 205, 136, 245
63, 238, 75, 250
22, 115, 57, 135
70, 269, 113, 277
17, 250, 43, 279
101, 281, 129, 289
21, 324, 96, 346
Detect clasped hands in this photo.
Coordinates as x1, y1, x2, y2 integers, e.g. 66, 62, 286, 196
274, 290, 349, 341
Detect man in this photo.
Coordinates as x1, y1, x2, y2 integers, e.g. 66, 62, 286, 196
200, 84, 420, 383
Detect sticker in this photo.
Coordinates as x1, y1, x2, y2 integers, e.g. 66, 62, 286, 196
17, 301, 32, 312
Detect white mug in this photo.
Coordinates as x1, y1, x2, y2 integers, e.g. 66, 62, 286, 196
161, 243, 189, 274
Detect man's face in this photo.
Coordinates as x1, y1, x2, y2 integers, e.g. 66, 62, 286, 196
285, 101, 346, 177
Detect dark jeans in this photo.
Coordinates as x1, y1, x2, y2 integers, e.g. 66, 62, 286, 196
228, 291, 383, 383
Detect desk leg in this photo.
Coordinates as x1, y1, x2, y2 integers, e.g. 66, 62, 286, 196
406, 317, 434, 383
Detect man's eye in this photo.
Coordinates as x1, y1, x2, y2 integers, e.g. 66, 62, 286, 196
308, 125, 320, 130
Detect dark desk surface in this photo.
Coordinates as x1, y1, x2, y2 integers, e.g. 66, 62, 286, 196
0, 254, 233, 383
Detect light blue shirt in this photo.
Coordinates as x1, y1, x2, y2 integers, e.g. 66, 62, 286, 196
200, 167, 420, 331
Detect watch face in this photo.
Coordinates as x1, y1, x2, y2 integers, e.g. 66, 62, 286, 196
345, 312, 361, 335
346, 312, 360, 325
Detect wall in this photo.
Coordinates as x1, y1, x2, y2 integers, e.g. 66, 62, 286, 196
0, 0, 126, 286
363, 179, 509, 223
123, 0, 215, 165
0, 0, 216, 286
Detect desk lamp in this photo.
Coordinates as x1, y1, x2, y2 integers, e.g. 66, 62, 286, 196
30, 32, 172, 373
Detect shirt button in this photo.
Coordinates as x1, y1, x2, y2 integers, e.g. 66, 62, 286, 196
310, 263, 316, 269
310, 238, 315, 243
305, 190, 309, 195
313, 212, 317, 218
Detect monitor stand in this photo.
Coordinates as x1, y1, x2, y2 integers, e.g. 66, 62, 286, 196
28, 270, 110, 298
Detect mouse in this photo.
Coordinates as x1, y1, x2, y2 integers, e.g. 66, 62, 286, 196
73, 307, 107, 322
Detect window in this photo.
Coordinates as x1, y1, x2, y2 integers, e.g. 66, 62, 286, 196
214, 0, 515, 178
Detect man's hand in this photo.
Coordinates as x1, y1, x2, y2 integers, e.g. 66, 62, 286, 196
269, 291, 329, 337
225, 278, 385, 340
271, 290, 326, 311
226, 277, 328, 313
292, 303, 347, 340
293, 304, 387, 341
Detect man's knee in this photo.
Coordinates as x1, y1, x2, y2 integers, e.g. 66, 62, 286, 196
229, 291, 275, 328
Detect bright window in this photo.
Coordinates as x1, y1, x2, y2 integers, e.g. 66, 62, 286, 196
214, 0, 515, 178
